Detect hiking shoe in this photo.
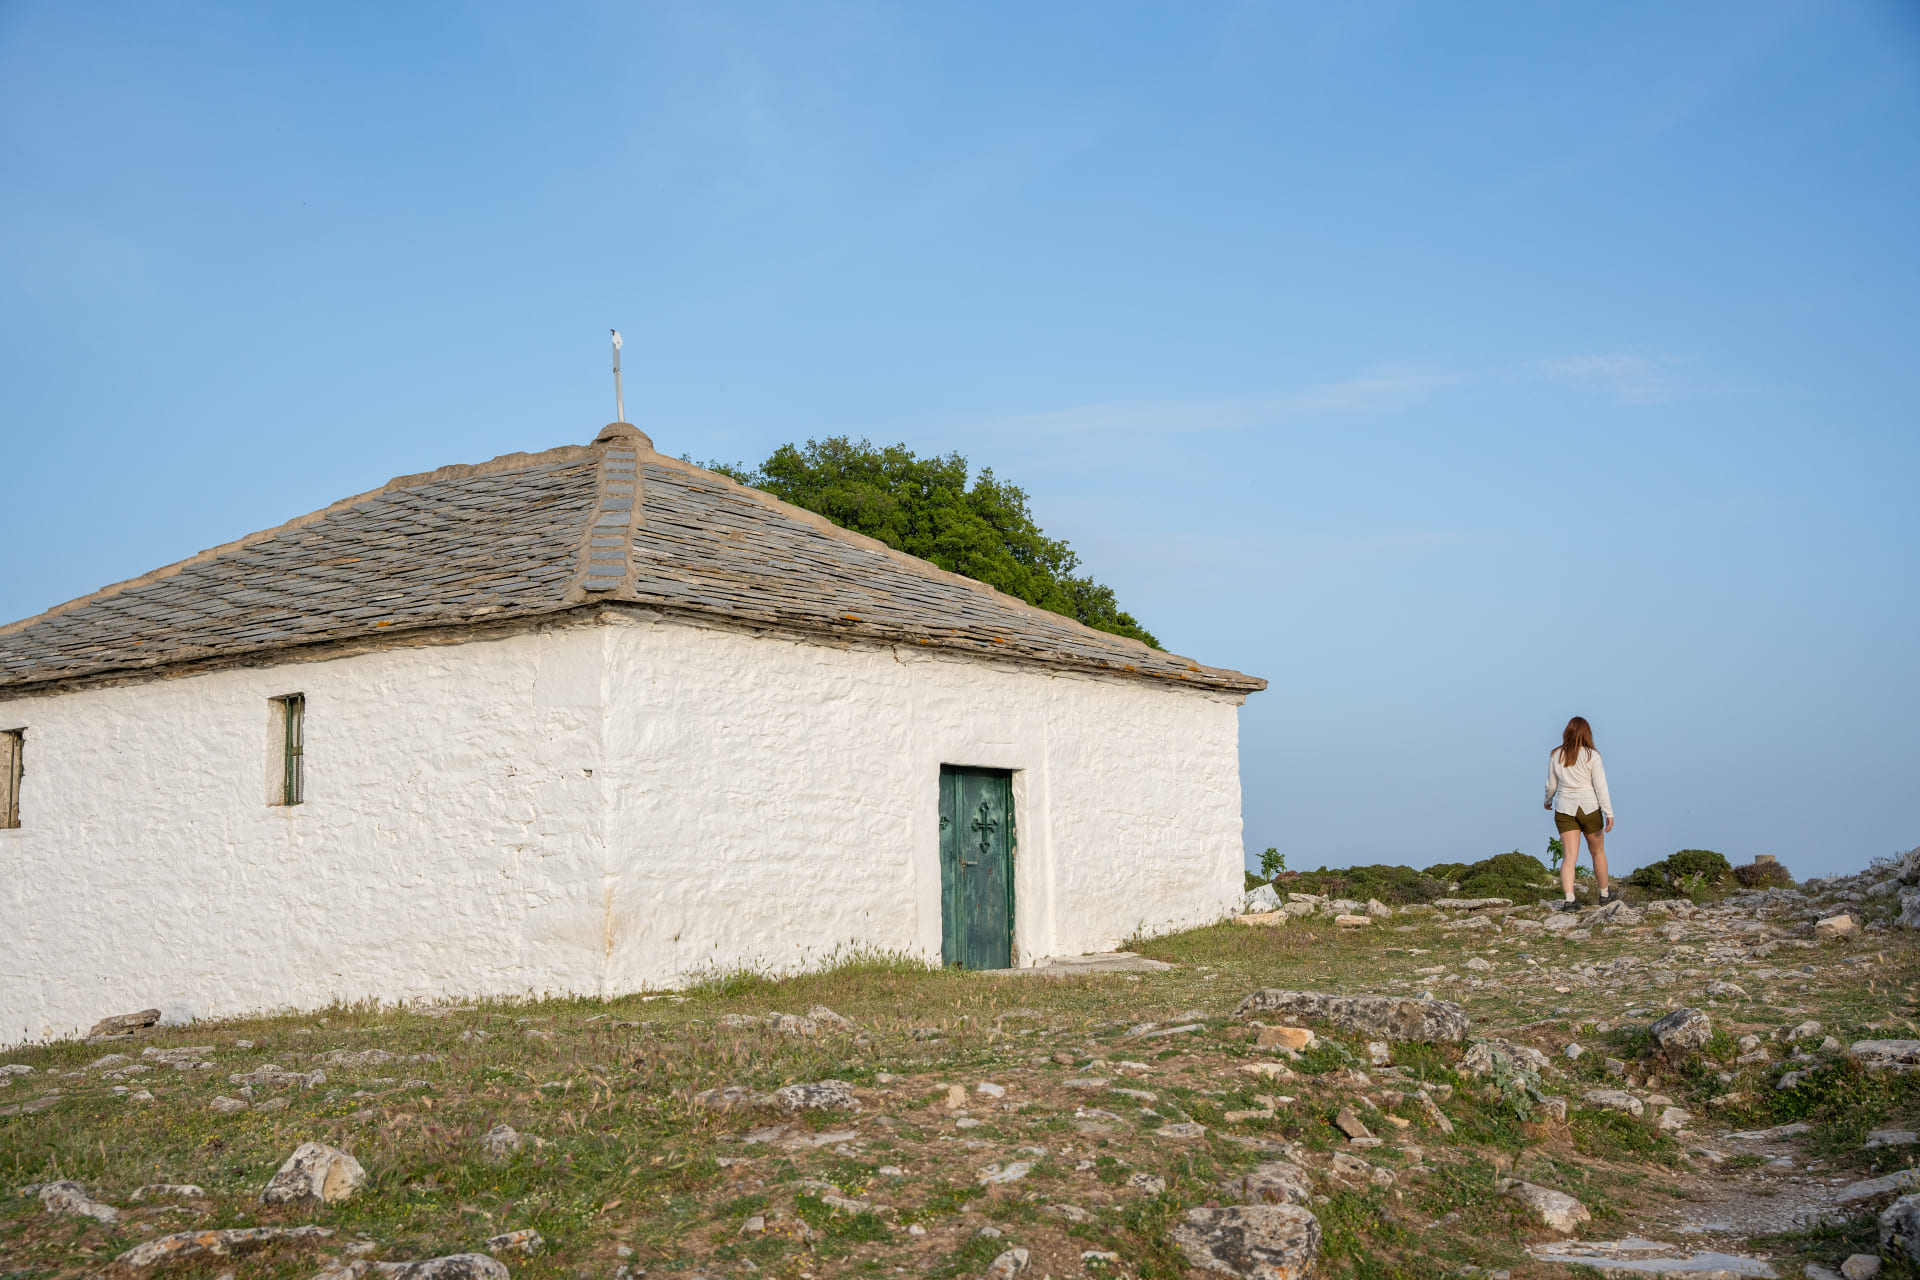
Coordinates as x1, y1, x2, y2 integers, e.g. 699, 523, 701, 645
1555, 900, 1581, 913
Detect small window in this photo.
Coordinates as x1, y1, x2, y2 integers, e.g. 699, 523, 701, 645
272, 695, 305, 806
1, 729, 22, 829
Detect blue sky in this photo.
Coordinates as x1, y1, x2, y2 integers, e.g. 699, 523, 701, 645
3, 3, 1915, 880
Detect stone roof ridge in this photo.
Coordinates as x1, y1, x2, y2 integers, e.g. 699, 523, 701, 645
568, 424, 648, 600
0, 439, 599, 643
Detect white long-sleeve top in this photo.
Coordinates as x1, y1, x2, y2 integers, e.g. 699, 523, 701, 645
1545, 747, 1613, 819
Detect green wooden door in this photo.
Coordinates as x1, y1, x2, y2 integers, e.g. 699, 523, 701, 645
939, 766, 1015, 970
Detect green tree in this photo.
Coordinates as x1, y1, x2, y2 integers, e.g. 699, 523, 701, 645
703, 437, 1161, 647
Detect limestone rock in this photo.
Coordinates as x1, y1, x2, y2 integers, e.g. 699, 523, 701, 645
1328, 1152, 1392, 1188
1542, 913, 1578, 933
230, 1067, 325, 1090
692, 1085, 757, 1110
1366, 899, 1392, 918
1461, 1040, 1550, 1078
1232, 990, 1470, 1042
1834, 1170, 1920, 1206
985, 1246, 1030, 1279
807, 1005, 856, 1031
1243, 884, 1283, 914
1884, 1194, 1920, 1262
209, 1096, 248, 1114
1706, 981, 1749, 999
130, 1184, 206, 1202
1657, 1106, 1693, 1133
39, 1181, 118, 1224
484, 1228, 543, 1255
1256, 1026, 1315, 1051
766, 1080, 859, 1112
86, 1008, 161, 1040
1867, 1130, 1920, 1149
1334, 915, 1371, 928
1582, 1089, 1644, 1118
1171, 1204, 1321, 1280
1843, 1254, 1883, 1280
1898, 890, 1920, 930
1434, 898, 1511, 911
1415, 1088, 1455, 1135
315, 1255, 511, 1280
260, 1142, 367, 1205
117, 1226, 334, 1270
979, 1161, 1034, 1184
1852, 1041, 1920, 1071
1650, 1008, 1713, 1059
1585, 898, 1644, 925
481, 1125, 523, 1157
1218, 1161, 1314, 1206
1501, 1179, 1590, 1234
1816, 913, 1858, 940
1332, 1109, 1373, 1140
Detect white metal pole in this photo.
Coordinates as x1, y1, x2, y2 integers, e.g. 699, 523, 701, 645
611, 330, 625, 423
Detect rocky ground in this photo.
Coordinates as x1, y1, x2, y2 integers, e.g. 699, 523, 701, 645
5, 858, 1920, 1280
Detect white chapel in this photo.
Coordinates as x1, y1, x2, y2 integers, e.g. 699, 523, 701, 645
0, 424, 1263, 1043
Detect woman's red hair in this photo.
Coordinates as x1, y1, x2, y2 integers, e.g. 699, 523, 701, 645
1560, 717, 1595, 768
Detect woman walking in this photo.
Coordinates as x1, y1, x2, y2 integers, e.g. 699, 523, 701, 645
1546, 716, 1614, 910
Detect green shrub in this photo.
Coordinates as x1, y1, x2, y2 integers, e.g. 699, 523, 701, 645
1734, 860, 1795, 889
1456, 851, 1557, 901
1279, 864, 1449, 905
1423, 862, 1471, 884
1628, 849, 1734, 896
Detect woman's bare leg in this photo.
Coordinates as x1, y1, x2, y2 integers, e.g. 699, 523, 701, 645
1590, 827, 1610, 896
1560, 834, 1578, 898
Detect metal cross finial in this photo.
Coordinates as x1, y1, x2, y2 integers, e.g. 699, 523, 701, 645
610, 329, 625, 424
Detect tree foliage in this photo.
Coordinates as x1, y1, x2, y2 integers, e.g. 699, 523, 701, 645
703, 436, 1160, 647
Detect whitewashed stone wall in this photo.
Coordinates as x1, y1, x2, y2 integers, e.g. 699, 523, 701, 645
0, 612, 1246, 1044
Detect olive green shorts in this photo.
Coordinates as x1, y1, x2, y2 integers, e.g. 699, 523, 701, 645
1555, 807, 1604, 836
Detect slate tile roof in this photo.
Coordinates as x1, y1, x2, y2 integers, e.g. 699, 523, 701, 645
0, 426, 1264, 695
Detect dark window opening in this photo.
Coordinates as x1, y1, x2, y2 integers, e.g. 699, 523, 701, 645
273, 695, 305, 806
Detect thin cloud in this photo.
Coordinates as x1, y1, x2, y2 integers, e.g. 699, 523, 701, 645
975, 367, 1469, 437
1535, 354, 1692, 404
969, 352, 1713, 440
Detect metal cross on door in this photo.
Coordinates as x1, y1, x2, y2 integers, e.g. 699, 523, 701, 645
938, 765, 1015, 970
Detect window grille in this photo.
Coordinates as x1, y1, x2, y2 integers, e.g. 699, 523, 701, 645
0, 730, 21, 829
274, 696, 305, 806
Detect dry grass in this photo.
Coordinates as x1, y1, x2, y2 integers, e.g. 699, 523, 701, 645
2, 910, 1914, 1280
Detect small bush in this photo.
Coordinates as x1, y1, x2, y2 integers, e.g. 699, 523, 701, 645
1734, 860, 1795, 889
1456, 851, 1558, 902
1277, 864, 1449, 905
1628, 849, 1734, 897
